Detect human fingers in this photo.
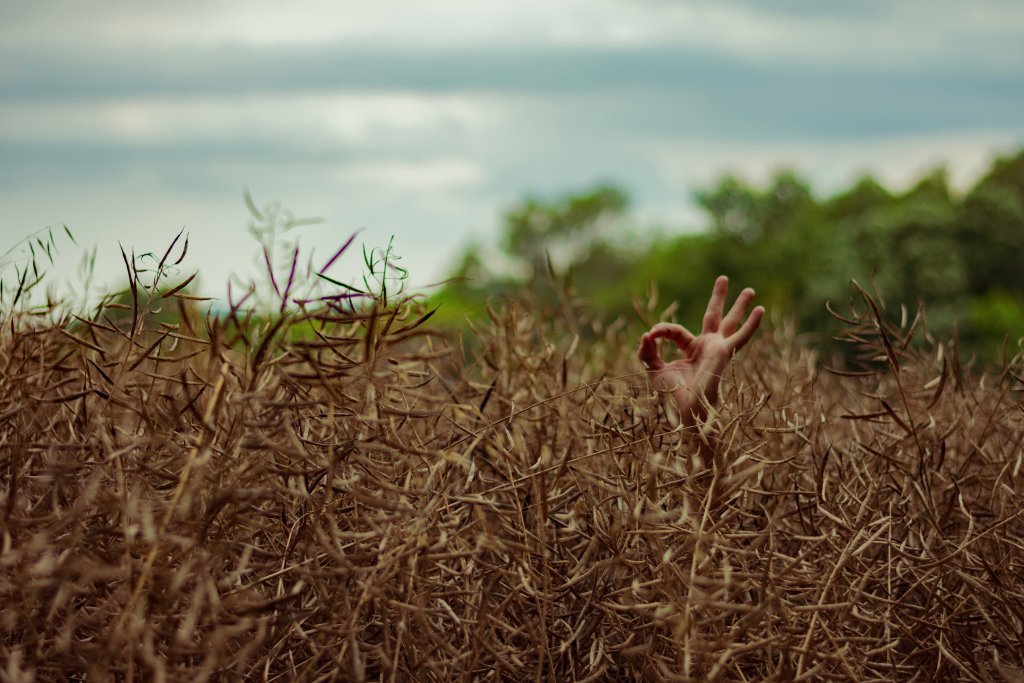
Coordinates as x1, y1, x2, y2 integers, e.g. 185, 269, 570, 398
637, 332, 665, 371
720, 287, 755, 336
702, 275, 729, 333
727, 305, 765, 351
648, 322, 696, 351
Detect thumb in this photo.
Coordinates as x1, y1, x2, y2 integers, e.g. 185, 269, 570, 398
638, 332, 665, 371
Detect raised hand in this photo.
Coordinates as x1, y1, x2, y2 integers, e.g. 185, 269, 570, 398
638, 275, 764, 428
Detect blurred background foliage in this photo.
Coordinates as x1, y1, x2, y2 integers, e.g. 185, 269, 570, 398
435, 148, 1024, 362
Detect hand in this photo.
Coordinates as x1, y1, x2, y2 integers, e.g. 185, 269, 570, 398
638, 275, 764, 428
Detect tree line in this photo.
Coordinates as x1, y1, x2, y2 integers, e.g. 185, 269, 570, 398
436, 148, 1024, 361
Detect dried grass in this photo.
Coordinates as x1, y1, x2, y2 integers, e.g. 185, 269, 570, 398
1, 261, 1023, 681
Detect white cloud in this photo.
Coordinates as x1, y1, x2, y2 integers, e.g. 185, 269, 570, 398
1, 0, 1023, 299
0, 93, 490, 146
3, 0, 1023, 71
639, 129, 1024, 198
331, 158, 484, 191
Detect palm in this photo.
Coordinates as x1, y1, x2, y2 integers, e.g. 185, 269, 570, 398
652, 333, 732, 401
638, 276, 764, 426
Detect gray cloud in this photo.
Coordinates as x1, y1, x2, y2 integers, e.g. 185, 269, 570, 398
2, 0, 1023, 294
3, 42, 1021, 100
2, 45, 1022, 156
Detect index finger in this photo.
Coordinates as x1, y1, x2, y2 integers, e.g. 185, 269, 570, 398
648, 322, 696, 350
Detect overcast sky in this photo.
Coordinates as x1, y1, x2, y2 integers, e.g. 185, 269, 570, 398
2, 0, 1023, 296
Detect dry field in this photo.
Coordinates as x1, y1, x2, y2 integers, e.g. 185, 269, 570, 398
1, 253, 1023, 681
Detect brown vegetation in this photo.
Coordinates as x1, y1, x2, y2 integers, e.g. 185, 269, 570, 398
2, 258, 1023, 680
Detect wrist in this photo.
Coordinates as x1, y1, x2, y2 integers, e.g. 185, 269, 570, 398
670, 391, 702, 431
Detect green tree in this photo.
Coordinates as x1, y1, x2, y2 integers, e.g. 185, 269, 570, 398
502, 184, 629, 282
435, 149, 1024, 361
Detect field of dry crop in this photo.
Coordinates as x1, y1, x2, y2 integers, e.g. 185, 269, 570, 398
2, 246, 1023, 681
